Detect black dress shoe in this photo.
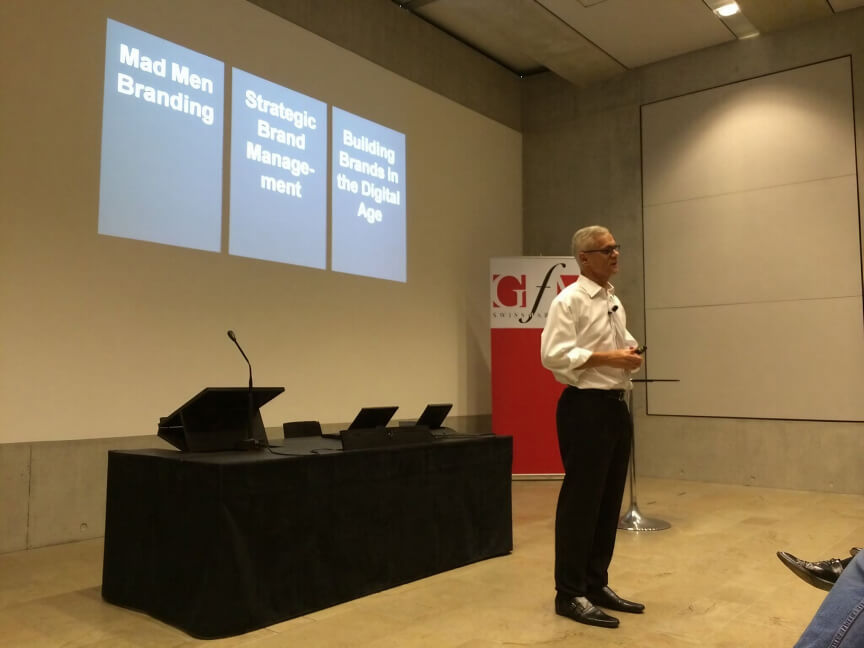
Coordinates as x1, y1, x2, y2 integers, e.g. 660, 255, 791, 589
555, 595, 619, 628
586, 586, 645, 613
776, 551, 846, 591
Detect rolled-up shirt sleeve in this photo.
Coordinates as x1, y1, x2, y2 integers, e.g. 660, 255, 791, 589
540, 277, 636, 389
540, 297, 592, 380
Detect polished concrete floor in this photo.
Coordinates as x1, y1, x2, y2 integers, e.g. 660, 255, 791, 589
1, 477, 862, 647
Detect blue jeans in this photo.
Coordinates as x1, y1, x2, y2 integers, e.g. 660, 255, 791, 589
794, 551, 864, 647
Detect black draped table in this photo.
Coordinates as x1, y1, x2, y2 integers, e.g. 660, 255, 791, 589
101, 434, 513, 638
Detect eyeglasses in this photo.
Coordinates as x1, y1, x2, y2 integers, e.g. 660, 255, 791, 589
582, 245, 621, 255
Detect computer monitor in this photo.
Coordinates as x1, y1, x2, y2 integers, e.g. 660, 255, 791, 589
415, 403, 452, 430
347, 406, 399, 430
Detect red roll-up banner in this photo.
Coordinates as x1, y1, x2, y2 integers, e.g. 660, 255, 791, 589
490, 257, 579, 475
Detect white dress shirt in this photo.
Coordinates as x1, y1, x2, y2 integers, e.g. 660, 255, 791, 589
540, 275, 638, 390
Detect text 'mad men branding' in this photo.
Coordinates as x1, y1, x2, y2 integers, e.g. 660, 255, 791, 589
99, 19, 224, 252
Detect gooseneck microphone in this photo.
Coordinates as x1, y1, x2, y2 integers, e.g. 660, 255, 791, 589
227, 330, 259, 450
227, 330, 253, 389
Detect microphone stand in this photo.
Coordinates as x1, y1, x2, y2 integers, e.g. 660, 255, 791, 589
617, 378, 678, 531
228, 330, 261, 450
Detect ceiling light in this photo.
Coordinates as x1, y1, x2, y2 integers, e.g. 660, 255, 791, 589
703, 0, 757, 38
714, 2, 740, 17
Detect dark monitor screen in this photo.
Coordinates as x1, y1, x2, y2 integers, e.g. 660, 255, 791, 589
347, 406, 398, 430
415, 403, 452, 430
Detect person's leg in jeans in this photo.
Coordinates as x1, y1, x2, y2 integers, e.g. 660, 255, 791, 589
794, 551, 864, 647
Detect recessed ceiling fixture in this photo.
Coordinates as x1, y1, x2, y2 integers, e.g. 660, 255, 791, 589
714, 2, 741, 17
703, 0, 758, 38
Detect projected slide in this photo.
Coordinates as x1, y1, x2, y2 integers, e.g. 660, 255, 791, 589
332, 108, 406, 282
98, 18, 409, 281
99, 19, 224, 252
229, 69, 327, 268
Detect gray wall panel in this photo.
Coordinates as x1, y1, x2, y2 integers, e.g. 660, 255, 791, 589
0, 444, 30, 554
524, 8, 864, 493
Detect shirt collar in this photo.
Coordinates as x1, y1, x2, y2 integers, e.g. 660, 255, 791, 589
577, 274, 615, 298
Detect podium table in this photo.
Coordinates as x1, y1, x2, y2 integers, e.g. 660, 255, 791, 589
101, 434, 513, 639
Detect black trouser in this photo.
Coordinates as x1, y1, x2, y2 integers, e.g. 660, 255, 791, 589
554, 386, 632, 598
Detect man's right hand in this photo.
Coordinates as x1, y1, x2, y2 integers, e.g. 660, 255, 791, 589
598, 348, 643, 370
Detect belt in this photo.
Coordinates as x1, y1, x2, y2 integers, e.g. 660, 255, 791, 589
568, 387, 627, 401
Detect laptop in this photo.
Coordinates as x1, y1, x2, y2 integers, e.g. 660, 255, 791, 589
322, 406, 399, 439
415, 403, 452, 436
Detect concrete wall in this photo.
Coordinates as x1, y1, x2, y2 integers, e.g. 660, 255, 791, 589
0, 415, 490, 554
523, 9, 864, 495
246, 0, 521, 130
0, 436, 171, 554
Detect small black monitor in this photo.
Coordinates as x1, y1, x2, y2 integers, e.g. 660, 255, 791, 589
347, 406, 398, 430
415, 403, 452, 430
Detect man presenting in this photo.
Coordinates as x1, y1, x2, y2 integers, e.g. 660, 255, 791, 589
540, 225, 644, 629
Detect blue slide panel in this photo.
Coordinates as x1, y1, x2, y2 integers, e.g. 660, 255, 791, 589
229, 69, 327, 268
331, 108, 406, 282
98, 19, 224, 252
